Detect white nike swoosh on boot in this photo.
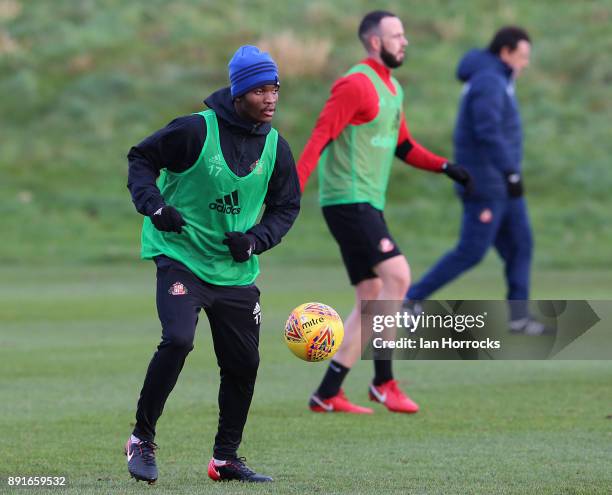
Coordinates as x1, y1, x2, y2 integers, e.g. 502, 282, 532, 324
369, 385, 387, 403
311, 395, 334, 411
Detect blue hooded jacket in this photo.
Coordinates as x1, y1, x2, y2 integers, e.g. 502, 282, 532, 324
453, 49, 522, 200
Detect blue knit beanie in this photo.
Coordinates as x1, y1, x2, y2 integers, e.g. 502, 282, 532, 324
228, 45, 279, 98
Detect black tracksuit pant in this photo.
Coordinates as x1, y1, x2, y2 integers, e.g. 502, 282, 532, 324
132, 256, 261, 460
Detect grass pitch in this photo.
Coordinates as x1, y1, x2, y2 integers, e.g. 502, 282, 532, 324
1, 264, 611, 494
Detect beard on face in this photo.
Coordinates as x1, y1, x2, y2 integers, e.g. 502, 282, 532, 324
380, 43, 403, 69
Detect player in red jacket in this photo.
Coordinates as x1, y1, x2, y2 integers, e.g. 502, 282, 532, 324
298, 11, 471, 414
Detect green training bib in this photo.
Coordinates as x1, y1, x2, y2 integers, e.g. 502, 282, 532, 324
141, 109, 278, 285
318, 63, 403, 210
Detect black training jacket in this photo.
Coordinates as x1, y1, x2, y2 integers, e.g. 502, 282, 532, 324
127, 87, 301, 254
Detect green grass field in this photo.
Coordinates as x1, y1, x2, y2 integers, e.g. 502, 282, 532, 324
1, 264, 611, 494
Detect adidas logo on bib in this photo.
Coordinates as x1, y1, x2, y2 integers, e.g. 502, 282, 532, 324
209, 190, 241, 215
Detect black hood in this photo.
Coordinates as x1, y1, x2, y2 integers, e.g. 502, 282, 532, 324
204, 87, 271, 136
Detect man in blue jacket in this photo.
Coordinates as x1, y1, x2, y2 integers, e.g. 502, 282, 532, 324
406, 26, 549, 335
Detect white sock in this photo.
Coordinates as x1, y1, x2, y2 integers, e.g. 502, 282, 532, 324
213, 458, 229, 466
130, 434, 141, 444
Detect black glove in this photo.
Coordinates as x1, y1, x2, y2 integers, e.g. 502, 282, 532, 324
506, 173, 524, 198
223, 232, 256, 263
150, 206, 186, 233
442, 162, 473, 194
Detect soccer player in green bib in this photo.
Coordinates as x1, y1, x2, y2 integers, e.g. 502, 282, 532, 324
124, 46, 300, 483
298, 11, 471, 414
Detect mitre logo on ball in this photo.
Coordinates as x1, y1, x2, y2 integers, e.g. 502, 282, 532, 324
284, 303, 344, 362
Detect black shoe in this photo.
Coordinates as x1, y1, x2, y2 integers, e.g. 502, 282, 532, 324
401, 300, 423, 330
124, 437, 158, 484
509, 317, 555, 336
402, 300, 423, 315
207, 457, 273, 482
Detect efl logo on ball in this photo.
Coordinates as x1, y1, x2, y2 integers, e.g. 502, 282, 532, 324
284, 302, 344, 362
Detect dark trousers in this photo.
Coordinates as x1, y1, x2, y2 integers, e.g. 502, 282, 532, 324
407, 198, 533, 320
132, 256, 261, 460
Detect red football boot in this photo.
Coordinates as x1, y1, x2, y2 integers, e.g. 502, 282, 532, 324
368, 379, 419, 413
309, 389, 374, 414
207, 457, 272, 482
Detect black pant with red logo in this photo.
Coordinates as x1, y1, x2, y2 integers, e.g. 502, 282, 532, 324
322, 203, 402, 285
132, 255, 261, 460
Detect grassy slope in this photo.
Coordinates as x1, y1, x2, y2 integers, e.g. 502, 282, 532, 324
1, 265, 611, 494
1, 2, 611, 491
1, 0, 611, 268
